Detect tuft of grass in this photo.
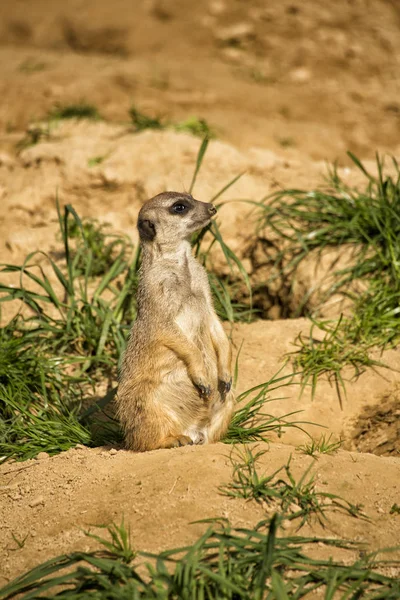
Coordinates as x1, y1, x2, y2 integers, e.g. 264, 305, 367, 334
190, 137, 253, 323
297, 433, 343, 458
66, 216, 132, 277
9, 532, 29, 551
220, 445, 363, 528
1, 517, 399, 599
83, 519, 136, 563
0, 202, 139, 368
260, 152, 400, 398
18, 59, 47, 74
291, 316, 388, 405
87, 155, 108, 167
278, 136, 295, 148
129, 106, 163, 131
0, 204, 138, 460
129, 106, 216, 139
48, 102, 101, 121
223, 368, 308, 444
16, 123, 51, 152
174, 116, 215, 139
0, 322, 93, 460
248, 68, 277, 85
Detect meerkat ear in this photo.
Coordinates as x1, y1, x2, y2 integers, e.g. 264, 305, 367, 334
138, 218, 156, 241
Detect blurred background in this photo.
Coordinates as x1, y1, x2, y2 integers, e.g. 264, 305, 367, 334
1, 0, 400, 162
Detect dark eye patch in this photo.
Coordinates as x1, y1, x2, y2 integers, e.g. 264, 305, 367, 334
170, 201, 190, 215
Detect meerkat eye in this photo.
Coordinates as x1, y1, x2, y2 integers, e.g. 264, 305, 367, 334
171, 202, 189, 214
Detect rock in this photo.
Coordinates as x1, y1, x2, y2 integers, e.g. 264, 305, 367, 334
215, 23, 255, 45
30, 496, 44, 508
289, 67, 312, 83
220, 48, 244, 63
36, 452, 50, 460
109, 448, 118, 455
0, 152, 15, 168
208, 1, 226, 16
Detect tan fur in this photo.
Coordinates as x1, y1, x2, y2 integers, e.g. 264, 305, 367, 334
116, 191, 234, 451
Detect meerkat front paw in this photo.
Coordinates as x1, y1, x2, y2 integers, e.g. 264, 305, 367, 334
218, 375, 232, 395
194, 380, 213, 399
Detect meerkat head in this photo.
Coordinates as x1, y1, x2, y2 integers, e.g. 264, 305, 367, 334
137, 191, 217, 246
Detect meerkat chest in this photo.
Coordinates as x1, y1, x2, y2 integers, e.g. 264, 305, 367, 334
175, 300, 205, 338
174, 282, 212, 340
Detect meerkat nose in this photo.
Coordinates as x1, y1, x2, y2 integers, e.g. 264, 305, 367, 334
208, 205, 217, 215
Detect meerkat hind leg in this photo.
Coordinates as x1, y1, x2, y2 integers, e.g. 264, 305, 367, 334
160, 435, 193, 449
207, 395, 234, 443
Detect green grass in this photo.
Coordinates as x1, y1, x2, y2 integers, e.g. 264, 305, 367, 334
1, 518, 399, 599
1, 203, 139, 367
174, 116, 215, 138
0, 203, 139, 460
129, 105, 215, 138
16, 102, 101, 151
220, 445, 363, 528
16, 123, 51, 151
223, 368, 308, 444
66, 216, 132, 277
18, 59, 47, 74
297, 433, 343, 458
48, 102, 101, 121
260, 152, 400, 398
87, 154, 109, 167
0, 321, 94, 460
129, 106, 163, 131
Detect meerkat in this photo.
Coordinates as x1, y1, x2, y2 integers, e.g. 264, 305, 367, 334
116, 191, 234, 451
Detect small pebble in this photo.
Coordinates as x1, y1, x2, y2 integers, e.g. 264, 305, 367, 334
215, 22, 254, 44
109, 449, 118, 455
289, 67, 312, 83
30, 496, 44, 508
36, 452, 50, 460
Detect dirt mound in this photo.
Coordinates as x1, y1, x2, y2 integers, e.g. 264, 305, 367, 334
350, 389, 400, 456
2, 442, 400, 586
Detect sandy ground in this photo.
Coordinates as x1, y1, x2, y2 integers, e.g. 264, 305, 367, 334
1, 0, 400, 587
2, 442, 400, 584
